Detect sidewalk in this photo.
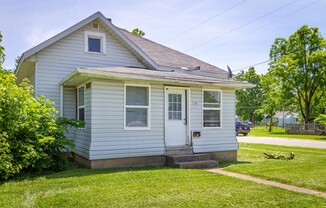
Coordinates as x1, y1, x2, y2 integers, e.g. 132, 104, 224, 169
237, 136, 326, 149
208, 168, 326, 199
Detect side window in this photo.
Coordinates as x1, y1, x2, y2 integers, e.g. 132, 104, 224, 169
84, 31, 106, 54
125, 85, 150, 129
203, 90, 221, 127
77, 86, 85, 121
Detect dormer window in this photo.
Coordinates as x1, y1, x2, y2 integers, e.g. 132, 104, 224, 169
84, 31, 106, 54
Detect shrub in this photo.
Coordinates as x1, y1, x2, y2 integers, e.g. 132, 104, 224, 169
0, 68, 83, 180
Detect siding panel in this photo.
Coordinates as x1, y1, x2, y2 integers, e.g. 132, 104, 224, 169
191, 88, 238, 153
90, 81, 164, 160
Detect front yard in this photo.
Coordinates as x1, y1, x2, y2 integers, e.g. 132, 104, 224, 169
1, 144, 326, 207
222, 143, 326, 191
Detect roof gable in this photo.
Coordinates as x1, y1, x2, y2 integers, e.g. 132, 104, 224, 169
16, 12, 158, 76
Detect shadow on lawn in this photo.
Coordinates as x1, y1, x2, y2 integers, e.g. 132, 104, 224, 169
0, 163, 173, 185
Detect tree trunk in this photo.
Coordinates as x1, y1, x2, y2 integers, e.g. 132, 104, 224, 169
305, 100, 310, 130
269, 116, 273, 132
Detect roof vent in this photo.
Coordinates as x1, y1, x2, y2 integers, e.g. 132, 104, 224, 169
194, 66, 201, 70
92, 22, 99, 30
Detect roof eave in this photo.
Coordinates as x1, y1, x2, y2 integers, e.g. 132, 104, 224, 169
61, 68, 253, 89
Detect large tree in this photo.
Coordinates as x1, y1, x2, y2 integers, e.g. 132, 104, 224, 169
235, 67, 264, 122
269, 25, 326, 123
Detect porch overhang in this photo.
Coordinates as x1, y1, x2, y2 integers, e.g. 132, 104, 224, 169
60, 67, 254, 89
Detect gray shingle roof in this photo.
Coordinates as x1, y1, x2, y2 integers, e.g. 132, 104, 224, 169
120, 29, 227, 75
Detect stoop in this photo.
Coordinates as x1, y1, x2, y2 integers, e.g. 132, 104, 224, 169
166, 146, 218, 169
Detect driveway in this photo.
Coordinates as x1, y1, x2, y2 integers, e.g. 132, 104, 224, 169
237, 136, 326, 149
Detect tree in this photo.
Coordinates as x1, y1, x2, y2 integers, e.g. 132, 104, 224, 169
132, 28, 145, 37
269, 25, 326, 123
235, 67, 264, 122
255, 72, 281, 132
0, 33, 83, 180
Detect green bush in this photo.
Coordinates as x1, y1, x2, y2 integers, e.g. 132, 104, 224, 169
0, 69, 83, 180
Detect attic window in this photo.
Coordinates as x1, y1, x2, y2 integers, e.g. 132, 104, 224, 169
84, 31, 106, 54
92, 22, 99, 30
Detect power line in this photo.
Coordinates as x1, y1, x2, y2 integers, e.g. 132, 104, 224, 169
183, 0, 300, 53
233, 59, 271, 72
195, 0, 322, 56
164, 0, 248, 43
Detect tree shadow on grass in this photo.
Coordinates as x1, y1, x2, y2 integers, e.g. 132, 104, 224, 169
219, 161, 251, 168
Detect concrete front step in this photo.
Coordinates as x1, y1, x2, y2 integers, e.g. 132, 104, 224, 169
167, 154, 211, 164
175, 160, 218, 169
167, 153, 219, 169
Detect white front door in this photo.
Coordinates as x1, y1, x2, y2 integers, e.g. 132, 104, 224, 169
165, 88, 187, 146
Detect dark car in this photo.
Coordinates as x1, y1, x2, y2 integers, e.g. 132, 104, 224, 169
235, 121, 251, 136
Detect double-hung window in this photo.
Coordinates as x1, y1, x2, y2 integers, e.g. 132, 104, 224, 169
84, 31, 106, 54
125, 85, 150, 129
203, 90, 221, 128
77, 86, 85, 121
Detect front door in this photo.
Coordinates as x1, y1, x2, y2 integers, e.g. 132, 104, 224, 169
165, 88, 187, 146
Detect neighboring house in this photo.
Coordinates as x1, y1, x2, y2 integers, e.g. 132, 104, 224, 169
15, 12, 251, 168
276, 112, 300, 127
261, 112, 300, 127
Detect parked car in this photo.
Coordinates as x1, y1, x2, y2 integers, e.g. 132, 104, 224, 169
244, 121, 254, 128
235, 121, 251, 136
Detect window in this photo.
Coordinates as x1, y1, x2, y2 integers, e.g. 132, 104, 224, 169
77, 86, 85, 121
84, 31, 106, 54
168, 94, 182, 120
203, 90, 221, 127
125, 85, 150, 129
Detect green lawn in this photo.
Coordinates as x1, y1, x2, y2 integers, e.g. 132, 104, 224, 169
221, 143, 326, 192
1, 166, 325, 207
249, 125, 326, 140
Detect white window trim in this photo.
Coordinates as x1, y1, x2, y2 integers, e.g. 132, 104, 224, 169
84, 31, 106, 54
202, 89, 222, 129
77, 85, 86, 122
124, 83, 151, 130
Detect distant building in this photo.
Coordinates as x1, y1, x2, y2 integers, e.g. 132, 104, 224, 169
261, 111, 300, 127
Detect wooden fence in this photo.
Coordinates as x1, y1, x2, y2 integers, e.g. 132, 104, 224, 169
285, 123, 325, 135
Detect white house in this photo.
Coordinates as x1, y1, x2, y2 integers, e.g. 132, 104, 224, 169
15, 12, 251, 168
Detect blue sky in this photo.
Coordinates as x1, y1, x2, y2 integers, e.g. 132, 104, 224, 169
0, 0, 325, 74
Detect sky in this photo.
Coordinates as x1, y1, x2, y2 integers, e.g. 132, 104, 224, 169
0, 0, 325, 74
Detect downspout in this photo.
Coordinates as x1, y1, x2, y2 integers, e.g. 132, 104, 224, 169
60, 85, 63, 117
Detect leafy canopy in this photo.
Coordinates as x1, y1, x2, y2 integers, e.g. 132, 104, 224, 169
269, 25, 326, 123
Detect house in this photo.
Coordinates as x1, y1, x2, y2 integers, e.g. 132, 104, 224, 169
276, 112, 300, 127
15, 12, 251, 168
261, 112, 300, 127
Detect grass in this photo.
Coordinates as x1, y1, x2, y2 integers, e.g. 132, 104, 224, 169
221, 143, 326, 192
1, 165, 325, 207
248, 125, 326, 140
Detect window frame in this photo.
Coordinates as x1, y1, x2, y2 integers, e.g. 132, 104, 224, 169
84, 31, 106, 54
124, 84, 151, 130
202, 89, 222, 129
77, 85, 86, 122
